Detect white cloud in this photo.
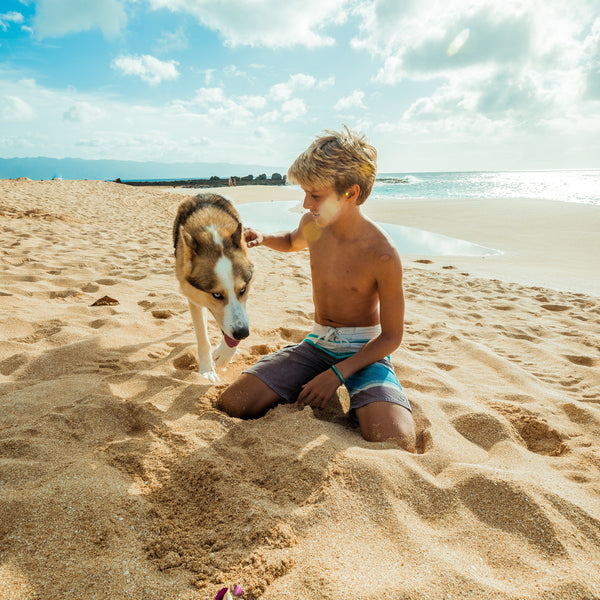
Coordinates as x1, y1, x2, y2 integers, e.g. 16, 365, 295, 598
356, 1, 536, 83
0, 11, 24, 31
201, 68, 216, 85
1, 96, 35, 121
334, 89, 366, 111
239, 95, 267, 110
172, 87, 267, 126
583, 17, 600, 100
111, 54, 180, 85
352, 0, 600, 144
192, 87, 226, 104
224, 65, 248, 79
146, 0, 348, 47
32, 0, 127, 38
63, 101, 105, 122
270, 74, 316, 101
0, 75, 286, 164
318, 76, 336, 89
281, 98, 307, 121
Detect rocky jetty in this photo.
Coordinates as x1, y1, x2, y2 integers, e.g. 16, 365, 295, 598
117, 173, 286, 188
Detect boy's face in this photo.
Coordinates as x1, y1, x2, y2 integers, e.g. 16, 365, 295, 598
302, 186, 343, 227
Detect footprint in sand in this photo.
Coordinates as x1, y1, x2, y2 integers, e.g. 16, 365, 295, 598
452, 412, 515, 451
249, 343, 279, 356
564, 354, 596, 367
562, 402, 600, 425
0, 438, 39, 459
172, 349, 198, 370
434, 361, 457, 371
494, 406, 567, 456
277, 327, 306, 343
491, 304, 514, 311
95, 278, 121, 286
14, 319, 64, 343
541, 304, 570, 312
454, 475, 567, 556
98, 359, 122, 372
0, 353, 29, 376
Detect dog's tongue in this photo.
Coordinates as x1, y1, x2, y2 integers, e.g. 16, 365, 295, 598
224, 333, 240, 348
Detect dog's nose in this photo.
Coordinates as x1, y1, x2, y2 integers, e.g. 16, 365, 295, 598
232, 325, 249, 340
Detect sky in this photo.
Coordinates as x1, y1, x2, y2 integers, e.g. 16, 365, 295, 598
1, 0, 599, 173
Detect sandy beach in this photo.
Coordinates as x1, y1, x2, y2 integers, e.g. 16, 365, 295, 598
1, 179, 600, 600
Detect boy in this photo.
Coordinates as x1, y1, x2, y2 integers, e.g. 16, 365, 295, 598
219, 127, 415, 452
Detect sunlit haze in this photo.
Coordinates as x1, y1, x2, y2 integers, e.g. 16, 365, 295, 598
1, 0, 599, 172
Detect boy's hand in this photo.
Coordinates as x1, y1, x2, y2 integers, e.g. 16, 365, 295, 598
297, 369, 341, 410
244, 227, 263, 248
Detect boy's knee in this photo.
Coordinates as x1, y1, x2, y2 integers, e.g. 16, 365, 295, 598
218, 385, 248, 418
357, 403, 416, 451
218, 374, 277, 419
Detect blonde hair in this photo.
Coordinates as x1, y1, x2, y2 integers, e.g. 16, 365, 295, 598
287, 125, 377, 205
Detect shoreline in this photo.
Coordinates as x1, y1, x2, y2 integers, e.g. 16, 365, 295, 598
167, 184, 600, 297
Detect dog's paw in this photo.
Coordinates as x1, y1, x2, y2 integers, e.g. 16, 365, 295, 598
213, 339, 237, 367
198, 368, 220, 383
197, 357, 219, 382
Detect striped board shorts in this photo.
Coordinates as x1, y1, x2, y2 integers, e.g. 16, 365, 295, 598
243, 323, 411, 420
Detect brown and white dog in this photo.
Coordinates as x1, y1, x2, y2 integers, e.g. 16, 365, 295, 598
173, 194, 253, 381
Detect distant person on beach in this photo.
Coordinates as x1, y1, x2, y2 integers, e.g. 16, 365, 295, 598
219, 127, 415, 451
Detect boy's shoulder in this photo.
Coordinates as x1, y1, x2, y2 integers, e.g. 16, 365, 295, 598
363, 217, 398, 250
345, 217, 402, 274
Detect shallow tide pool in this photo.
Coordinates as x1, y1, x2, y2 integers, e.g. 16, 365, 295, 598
236, 201, 501, 257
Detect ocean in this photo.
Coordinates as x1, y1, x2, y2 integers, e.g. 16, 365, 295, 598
372, 169, 600, 206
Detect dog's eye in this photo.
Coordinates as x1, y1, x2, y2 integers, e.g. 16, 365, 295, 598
212, 293, 224, 300
239, 287, 246, 296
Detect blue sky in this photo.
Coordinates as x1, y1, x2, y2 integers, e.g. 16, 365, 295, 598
1, 0, 599, 172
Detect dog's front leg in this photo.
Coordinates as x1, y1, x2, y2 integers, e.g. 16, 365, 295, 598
188, 301, 219, 382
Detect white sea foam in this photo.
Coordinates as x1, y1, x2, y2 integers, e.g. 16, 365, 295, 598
373, 169, 600, 206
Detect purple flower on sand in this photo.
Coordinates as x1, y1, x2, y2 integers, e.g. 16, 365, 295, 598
215, 588, 228, 600
215, 584, 243, 600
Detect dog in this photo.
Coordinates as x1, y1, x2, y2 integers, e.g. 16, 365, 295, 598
173, 194, 253, 381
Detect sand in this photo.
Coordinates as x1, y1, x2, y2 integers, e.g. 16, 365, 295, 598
1, 179, 600, 600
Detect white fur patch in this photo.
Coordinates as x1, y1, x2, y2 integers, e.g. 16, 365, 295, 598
214, 255, 248, 336
208, 226, 222, 247
215, 255, 235, 293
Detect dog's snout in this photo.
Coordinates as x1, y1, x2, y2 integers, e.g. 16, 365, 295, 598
232, 326, 249, 340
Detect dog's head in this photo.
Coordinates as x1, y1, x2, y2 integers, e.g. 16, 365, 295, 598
176, 217, 253, 346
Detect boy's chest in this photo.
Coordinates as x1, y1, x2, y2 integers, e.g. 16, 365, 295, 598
308, 236, 375, 290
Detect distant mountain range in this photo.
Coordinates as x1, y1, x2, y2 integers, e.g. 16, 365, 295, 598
0, 157, 286, 181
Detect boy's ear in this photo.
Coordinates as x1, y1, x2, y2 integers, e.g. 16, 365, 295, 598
345, 184, 360, 202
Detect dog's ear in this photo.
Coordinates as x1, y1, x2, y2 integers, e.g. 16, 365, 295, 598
179, 227, 198, 260
232, 222, 243, 247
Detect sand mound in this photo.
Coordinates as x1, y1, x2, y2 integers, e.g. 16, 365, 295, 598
1, 180, 600, 599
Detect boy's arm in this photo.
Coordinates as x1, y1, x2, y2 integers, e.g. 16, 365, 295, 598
245, 213, 310, 252
298, 250, 405, 409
